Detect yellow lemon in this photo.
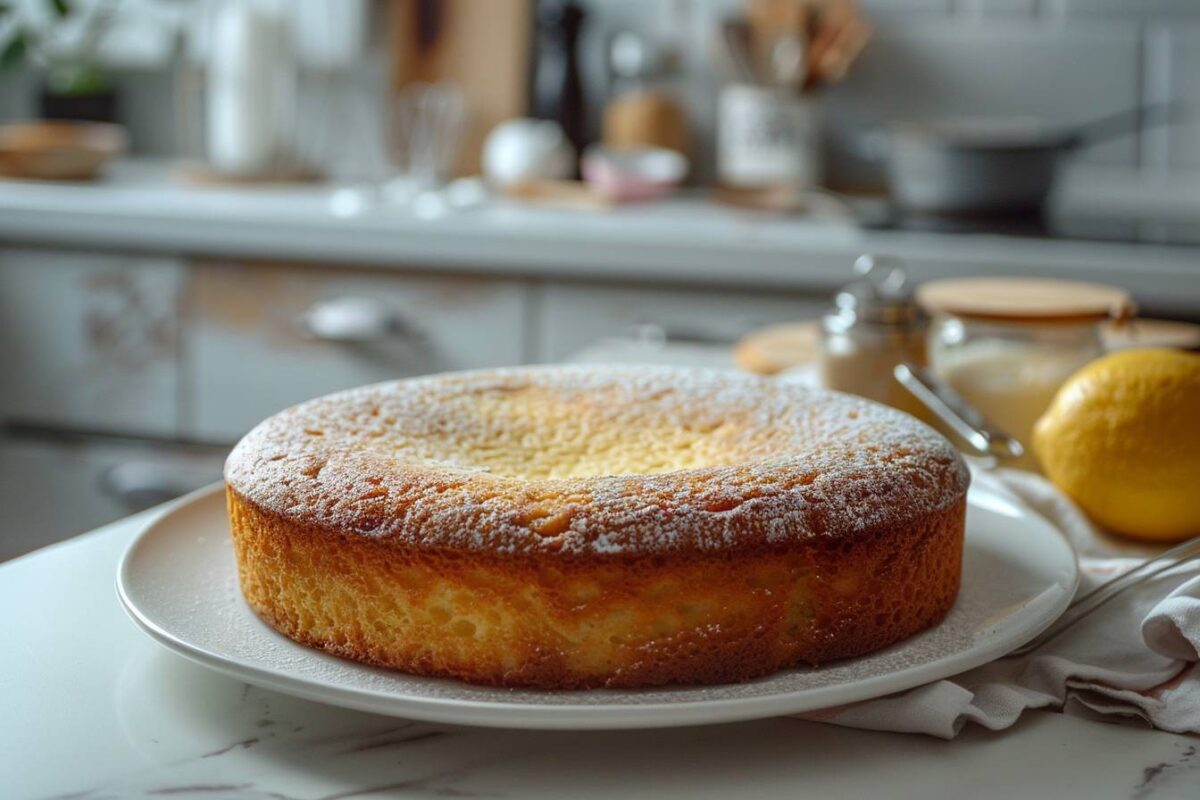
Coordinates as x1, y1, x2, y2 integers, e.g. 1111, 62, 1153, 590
1033, 348, 1200, 541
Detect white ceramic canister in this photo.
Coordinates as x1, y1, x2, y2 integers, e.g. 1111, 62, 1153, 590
206, 0, 296, 175
717, 83, 822, 188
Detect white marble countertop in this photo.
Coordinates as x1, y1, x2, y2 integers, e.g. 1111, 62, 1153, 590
1, 161, 1199, 313
3, 506, 1199, 799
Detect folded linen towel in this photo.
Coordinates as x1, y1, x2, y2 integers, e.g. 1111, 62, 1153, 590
803, 468, 1200, 739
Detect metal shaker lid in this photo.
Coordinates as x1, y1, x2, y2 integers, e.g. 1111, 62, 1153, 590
826, 254, 925, 331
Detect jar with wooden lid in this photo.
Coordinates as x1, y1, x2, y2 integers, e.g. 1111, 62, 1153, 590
819, 255, 931, 422
917, 277, 1133, 471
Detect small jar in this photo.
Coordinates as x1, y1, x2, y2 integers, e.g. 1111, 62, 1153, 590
917, 277, 1133, 471
819, 255, 931, 422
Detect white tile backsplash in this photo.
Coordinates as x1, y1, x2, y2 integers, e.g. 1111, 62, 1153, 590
1051, 0, 1200, 18
839, 20, 1140, 134
1160, 23, 1200, 170
576, 0, 1190, 180
821, 19, 1142, 185
1, 0, 1194, 177
862, 0, 954, 14
957, 0, 1041, 18
1141, 22, 1174, 174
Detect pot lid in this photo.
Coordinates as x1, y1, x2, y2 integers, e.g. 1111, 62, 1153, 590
828, 254, 924, 328
916, 277, 1134, 323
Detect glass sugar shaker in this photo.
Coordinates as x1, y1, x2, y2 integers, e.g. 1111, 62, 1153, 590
819, 254, 932, 422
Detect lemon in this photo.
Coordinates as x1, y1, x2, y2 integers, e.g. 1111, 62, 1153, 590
1033, 348, 1200, 541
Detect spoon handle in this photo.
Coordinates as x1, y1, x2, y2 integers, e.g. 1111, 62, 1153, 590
894, 362, 1025, 460
1009, 535, 1200, 657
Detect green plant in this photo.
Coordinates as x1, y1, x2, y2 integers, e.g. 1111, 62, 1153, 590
0, 0, 121, 94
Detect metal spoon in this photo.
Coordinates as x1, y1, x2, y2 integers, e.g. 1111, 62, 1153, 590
893, 362, 1024, 460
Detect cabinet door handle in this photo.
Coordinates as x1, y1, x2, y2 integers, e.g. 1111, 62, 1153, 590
627, 322, 737, 347
99, 462, 218, 511
295, 297, 412, 343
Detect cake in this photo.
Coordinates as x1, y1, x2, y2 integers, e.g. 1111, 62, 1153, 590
225, 366, 969, 689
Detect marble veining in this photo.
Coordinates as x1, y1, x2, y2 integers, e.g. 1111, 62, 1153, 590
48, 678, 502, 799
7, 498, 1200, 800
1134, 744, 1199, 800
37, 653, 1200, 800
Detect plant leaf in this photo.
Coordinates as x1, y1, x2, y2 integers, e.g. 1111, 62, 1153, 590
0, 32, 27, 71
49, 0, 71, 18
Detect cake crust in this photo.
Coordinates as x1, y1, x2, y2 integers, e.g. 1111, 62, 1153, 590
226, 366, 970, 689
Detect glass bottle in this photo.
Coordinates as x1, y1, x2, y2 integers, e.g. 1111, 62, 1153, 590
819, 255, 931, 422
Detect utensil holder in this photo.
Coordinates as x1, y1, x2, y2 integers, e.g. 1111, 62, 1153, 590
717, 83, 822, 189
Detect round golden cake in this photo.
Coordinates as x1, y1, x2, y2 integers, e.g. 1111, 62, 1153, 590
225, 366, 970, 689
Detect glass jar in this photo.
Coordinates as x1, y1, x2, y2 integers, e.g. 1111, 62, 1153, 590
919, 278, 1132, 471
819, 255, 932, 423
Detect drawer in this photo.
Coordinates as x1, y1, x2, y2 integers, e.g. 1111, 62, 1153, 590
0, 433, 224, 562
184, 262, 528, 441
534, 283, 826, 363
0, 248, 183, 436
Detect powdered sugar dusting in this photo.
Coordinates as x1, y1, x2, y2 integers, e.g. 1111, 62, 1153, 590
225, 366, 970, 555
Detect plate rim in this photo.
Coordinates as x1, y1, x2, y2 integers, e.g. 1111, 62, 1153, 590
117, 483, 1078, 730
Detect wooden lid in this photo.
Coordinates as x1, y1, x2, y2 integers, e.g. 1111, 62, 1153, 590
1103, 318, 1200, 352
916, 277, 1133, 323
734, 320, 820, 375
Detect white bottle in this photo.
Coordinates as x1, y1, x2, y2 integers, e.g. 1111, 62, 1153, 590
206, 1, 295, 175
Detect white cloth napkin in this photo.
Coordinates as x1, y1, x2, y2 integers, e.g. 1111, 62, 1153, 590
801, 468, 1200, 739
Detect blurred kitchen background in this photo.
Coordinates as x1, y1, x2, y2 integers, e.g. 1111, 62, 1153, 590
1, 0, 1199, 560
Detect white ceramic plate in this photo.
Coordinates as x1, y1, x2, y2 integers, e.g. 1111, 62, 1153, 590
118, 483, 1077, 730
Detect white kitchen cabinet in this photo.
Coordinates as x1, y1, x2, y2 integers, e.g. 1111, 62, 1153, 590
0, 434, 224, 562
0, 248, 184, 436
184, 262, 529, 441
534, 283, 826, 363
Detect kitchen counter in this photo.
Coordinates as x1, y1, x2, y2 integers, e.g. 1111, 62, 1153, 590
4, 502, 1199, 799
2, 161, 1199, 313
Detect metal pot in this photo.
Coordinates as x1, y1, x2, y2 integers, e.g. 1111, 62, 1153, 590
873, 104, 1181, 216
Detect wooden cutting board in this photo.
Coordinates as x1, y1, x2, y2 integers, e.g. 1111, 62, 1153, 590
388, 0, 531, 175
